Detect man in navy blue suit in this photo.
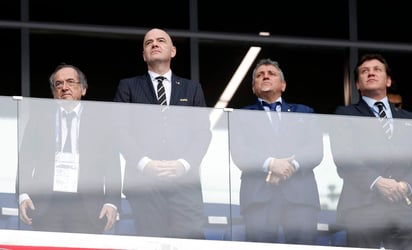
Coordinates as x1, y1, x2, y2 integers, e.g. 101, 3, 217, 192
331, 53, 412, 249
113, 28, 211, 239
230, 58, 323, 245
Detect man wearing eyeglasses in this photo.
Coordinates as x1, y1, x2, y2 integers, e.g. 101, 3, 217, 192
18, 64, 122, 234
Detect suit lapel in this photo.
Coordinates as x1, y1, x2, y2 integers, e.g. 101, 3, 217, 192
169, 75, 180, 105
390, 104, 403, 119
143, 73, 159, 104
357, 100, 375, 117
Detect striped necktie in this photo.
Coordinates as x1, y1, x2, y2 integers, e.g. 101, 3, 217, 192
374, 101, 392, 139
156, 76, 166, 105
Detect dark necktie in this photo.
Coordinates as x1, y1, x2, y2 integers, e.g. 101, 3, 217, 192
374, 101, 392, 139
63, 111, 75, 152
156, 76, 166, 105
262, 101, 280, 111
262, 101, 281, 129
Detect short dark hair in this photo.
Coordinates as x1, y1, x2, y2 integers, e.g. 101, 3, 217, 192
251, 58, 285, 85
354, 53, 391, 82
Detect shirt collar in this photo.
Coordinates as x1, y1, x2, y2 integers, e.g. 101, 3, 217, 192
149, 70, 172, 82
60, 102, 82, 117
362, 96, 390, 110
258, 97, 282, 106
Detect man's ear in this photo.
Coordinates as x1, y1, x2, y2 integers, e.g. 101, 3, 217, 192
82, 87, 87, 96
281, 81, 287, 92
170, 46, 177, 58
386, 77, 392, 88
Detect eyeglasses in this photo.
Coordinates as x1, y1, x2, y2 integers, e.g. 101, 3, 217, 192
53, 79, 80, 89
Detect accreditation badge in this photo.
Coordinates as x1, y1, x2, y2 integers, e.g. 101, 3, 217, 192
53, 152, 80, 193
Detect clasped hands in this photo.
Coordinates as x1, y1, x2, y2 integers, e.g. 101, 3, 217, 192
375, 178, 411, 205
143, 160, 185, 178
265, 156, 295, 185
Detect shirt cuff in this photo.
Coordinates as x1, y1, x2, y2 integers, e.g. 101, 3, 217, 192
177, 158, 190, 172
406, 183, 412, 196
19, 193, 30, 205
291, 159, 300, 171
138, 157, 151, 171
263, 157, 272, 172
104, 203, 117, 211
370, 176, 382, 190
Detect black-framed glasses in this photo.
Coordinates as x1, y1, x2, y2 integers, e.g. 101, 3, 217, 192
53, 79, 80, 89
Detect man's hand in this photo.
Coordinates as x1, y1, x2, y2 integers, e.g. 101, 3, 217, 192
268, 156, 295, 183
143, 160, 185, 177
266, 172, 282, 185
99, 205, 117, 231
375, 177, 406, 203
399, 181, 411, 205
19, 199, 35, 225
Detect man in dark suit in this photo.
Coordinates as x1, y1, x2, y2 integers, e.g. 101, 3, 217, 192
230, 58, 323, 244
18, 64, 122, 234
113, 28, 211, 239
331, 53, 412, 249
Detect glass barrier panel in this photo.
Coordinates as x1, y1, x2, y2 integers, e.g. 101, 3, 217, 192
0, 96, 19, 230
12, 96, 412, 249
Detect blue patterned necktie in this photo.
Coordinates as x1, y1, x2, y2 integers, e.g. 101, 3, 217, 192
262, 101, 280, 111
262, 101, 281, 127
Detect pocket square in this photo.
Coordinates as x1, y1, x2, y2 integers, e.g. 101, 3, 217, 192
180, 98, 188, 102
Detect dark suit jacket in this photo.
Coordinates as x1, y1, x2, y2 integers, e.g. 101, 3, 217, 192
113, 72, 211, 196
332, 99, 412, 223
230, 100, 323, 213
113, 73, 206, 106
18, 100, 122, 227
